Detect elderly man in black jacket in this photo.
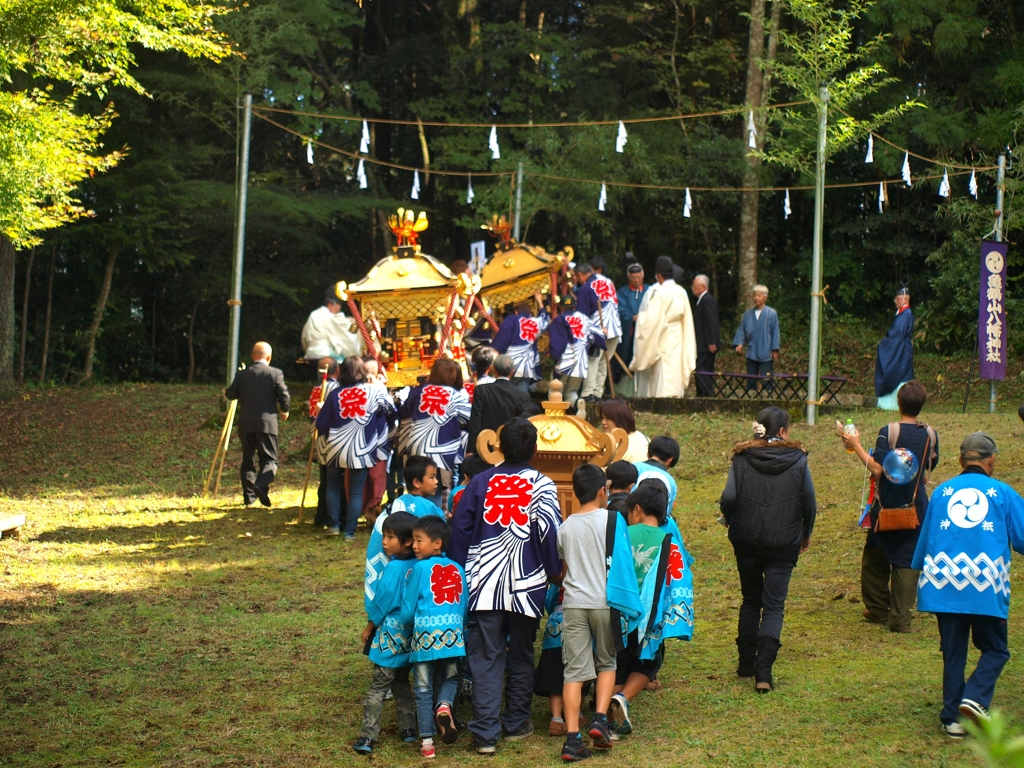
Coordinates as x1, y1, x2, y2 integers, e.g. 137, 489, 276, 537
691, 274, 720, 397
225, 341, 291, 506
466, 354, 531, 457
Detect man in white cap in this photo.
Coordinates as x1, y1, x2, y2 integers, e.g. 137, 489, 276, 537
629, 255, 697, 397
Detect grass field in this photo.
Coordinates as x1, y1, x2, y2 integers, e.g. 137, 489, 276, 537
2, 384, 1024, 767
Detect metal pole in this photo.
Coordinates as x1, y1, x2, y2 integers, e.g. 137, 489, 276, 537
227, 93, 253, 385
513, 161, 524, 241
989, 151, 1006, 414
806, 86, 828, 426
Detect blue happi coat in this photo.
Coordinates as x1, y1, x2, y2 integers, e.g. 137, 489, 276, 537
634, 460, 678, 512
364, 494, 445, 613
577, 274, 623, 341
541, 583, 564, 650
637, 519, 695, 658
549, 310, 604, 379
396, 383, 471, 472
732, 306, 780, 363
315, 382, 395, 469
875, 307, 914, 397
399, 555, 468, 662
491, 311, 550, 379
912, 467, 1024, 619
367, 555, 416, 668
605, 508, 644, 642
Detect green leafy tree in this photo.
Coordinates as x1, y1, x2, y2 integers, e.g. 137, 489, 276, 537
0, 0, 229, 395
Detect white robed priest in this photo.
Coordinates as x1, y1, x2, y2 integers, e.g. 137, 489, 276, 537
630, 255, 697, 397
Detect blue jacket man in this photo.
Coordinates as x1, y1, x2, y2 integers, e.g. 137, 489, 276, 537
732, 284, 780, 391
912, 432, 1024, 738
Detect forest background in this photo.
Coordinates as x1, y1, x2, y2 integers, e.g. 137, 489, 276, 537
2, 0, 1023, 391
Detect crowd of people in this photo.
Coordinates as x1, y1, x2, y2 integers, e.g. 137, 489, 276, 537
218, 257, 1019, 759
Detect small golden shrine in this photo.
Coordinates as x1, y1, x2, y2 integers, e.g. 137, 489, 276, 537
476, 381, 627, 517
468, 216, 574, 335
338, 209, 478, 387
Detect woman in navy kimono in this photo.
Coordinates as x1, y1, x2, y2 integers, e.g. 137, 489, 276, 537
875, 287, 914, 410
316, 356, 396, 539
396, 357, 471, 509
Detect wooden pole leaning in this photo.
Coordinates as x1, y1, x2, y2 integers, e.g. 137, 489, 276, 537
298, 367, 330, 524
213, 400, 238, 497
204, 399, 237, 497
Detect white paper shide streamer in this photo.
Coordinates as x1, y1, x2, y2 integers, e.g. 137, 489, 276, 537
598, 182, 607, 212
878, 181, 886, 213
489, 125, 500, 160
466, 174, 475, 204
747, 110, 757, 150
969, 169, 979, 199
938, 168, 951, 198
783, 189, 791, 220
616, 121, 628, 153
411, 169, 421, 200
683, 187, 692, 218
864, 134, 873, 164
902, 152, 912, 186
360, 121, 371, 154
357, 158, 367, 189
306, 140, 314, 165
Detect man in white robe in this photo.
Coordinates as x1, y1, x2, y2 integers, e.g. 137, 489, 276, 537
630, 255, 697, 397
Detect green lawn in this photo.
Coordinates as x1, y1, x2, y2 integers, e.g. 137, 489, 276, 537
2, 384, 1024, 766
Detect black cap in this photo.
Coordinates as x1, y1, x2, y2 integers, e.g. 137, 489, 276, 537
626, 263, 643, 274
960, 432, 998, 460
655, 255, 674, 276
895, 284, 910, 297
325, 287, 343, 305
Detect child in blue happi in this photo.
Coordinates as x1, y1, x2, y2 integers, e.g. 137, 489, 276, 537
633, 436, 679, 513
608, 481, 694, 734
534, 583, 566, 736
352, 512, 419, 755
364, 456, 445, 613
400, 515, 467, 759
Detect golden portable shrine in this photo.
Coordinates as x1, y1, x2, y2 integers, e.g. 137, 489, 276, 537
476, 381, 628, 517
337, 210, 573, 388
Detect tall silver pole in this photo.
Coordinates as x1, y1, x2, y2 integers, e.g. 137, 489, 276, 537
513, 161, 524, 241
226, 93, 253, 385
989, 151, 1006, 414
806, 86, 829, 426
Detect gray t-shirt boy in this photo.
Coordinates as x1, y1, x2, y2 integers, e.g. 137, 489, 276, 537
557, 508, 610, 609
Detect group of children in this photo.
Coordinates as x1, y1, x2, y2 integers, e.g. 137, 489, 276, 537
355, 434, 694, 762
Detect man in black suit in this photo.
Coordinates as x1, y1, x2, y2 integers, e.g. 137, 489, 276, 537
691, 274, 720, 397
225, 341, 291, 506
466, 354, 531, 457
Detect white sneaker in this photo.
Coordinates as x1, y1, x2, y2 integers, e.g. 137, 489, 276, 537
942, 722, 966, 739
959, 699, 990, 727
608, 692, 632, 735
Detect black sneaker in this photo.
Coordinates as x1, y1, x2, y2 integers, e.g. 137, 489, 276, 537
588, 718, 613, 750
351, 737, 375, 755
502, 721, 534, 741
399, 727, 418, 743
561, 734, 592, 762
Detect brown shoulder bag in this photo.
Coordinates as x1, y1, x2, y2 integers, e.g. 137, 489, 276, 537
874, 429, 931, 533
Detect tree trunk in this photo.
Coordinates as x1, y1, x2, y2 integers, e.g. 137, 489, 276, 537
187, 297, 199, 384
0, 234, 17, 399
39, 248, 54, 383
737, 0, 767, 312
18, 247, 35, 383
80, 246, 118, 383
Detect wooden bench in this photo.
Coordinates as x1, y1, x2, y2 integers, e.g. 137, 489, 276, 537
0, 514, 26, 539
696, 371, 848, 404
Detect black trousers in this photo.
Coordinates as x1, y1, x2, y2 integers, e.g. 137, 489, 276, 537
466, 610, 540, 747
239, 432, 279, 503
695, 350, 717, 396
736, 554, 794, 643
746, 358, 774, 392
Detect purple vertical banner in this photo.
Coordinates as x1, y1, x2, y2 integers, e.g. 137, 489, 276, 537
978, 241, 1009, 381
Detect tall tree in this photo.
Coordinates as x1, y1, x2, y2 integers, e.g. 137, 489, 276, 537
0, 0, 228, 396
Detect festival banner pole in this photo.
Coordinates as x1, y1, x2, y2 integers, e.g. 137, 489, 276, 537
226, 93, 252, 386
513, 162, 524, 241
806, 86, 829, 426
985, 153, 1007, 413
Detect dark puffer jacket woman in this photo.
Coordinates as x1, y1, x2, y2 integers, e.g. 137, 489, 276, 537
719, 406, 817, 692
